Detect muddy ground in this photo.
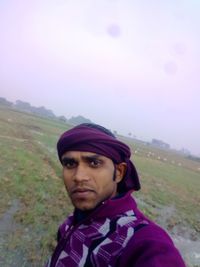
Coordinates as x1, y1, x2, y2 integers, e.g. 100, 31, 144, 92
157, 206, 200, 267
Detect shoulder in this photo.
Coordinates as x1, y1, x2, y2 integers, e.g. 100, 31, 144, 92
133, 222, 174, 243
118, 223, 186, 267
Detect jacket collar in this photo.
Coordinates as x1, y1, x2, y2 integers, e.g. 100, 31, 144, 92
73, 190, 137, 224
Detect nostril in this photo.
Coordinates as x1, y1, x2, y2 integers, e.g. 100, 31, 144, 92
74, 167, 89, 181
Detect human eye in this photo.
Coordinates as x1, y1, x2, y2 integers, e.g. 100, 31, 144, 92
62, 158, 77, 169
89, 158, 102, 168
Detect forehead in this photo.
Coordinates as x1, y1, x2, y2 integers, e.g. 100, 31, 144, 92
61, 151, 108, 160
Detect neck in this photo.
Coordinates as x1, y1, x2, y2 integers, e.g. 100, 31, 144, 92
74, 192, 126, 224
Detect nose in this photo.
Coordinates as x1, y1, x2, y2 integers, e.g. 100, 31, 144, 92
73, 165, 90, 182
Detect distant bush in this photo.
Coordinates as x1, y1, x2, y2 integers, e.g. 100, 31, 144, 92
68, 115, 93, 125
186, 155, 200, 162
0, 97, 13, 106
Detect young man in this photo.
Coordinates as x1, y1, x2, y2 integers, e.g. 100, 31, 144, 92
46, 123, 186, 267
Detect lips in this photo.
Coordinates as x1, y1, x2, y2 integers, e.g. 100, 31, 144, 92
71, 188, 95, 198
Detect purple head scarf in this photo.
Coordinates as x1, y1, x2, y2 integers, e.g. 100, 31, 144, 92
57, 124, 140, 192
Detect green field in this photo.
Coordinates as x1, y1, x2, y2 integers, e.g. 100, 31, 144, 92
0, 105, 200, 267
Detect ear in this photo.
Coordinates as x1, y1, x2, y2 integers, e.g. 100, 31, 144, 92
115, 162, 127, 183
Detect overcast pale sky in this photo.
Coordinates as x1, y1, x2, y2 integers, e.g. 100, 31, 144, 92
0, 0, 200, 155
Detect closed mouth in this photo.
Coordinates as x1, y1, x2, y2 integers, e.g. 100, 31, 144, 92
71, 188, 95, 194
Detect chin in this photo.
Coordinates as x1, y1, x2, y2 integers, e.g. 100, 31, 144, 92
74, 201, 96, 211
78, 207, 92, 211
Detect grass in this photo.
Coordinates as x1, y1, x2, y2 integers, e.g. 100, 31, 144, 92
0, 105, 200, 266
133, 152, 200, 232
0, 106, 73, 266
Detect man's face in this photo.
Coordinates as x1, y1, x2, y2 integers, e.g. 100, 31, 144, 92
61, 151, 125, 211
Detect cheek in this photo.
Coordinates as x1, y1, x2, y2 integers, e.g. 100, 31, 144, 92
63, 174, 72, 191
95, 170, 115, 191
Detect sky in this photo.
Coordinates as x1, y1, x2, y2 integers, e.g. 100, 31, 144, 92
0, 0, 200, 155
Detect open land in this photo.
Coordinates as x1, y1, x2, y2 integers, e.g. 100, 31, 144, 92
0, 105, 200, 267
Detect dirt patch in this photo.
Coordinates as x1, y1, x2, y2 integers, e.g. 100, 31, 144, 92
30, 129, 44, 136
0, 200, 27, 267
0, 135, 27, 142
174, 236, 200, 267
0, 200, 18, 228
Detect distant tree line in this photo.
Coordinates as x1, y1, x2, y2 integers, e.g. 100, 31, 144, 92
0, 97, 13, 107
14, 100, 56, 118
68, 115, 92, 125
151, 138, 170, 149
186, 155, 200, 162
0, 97, 93, 125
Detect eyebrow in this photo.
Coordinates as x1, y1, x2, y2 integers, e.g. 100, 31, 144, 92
61, 154, 102, 162
82, 155, 104, 163
61, 157, 76, 165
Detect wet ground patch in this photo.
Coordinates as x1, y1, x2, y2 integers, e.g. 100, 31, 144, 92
137, 197, 200, 267
0, 200, 28, 267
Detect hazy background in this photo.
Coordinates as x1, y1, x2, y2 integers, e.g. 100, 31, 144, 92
0, 0, 199, 155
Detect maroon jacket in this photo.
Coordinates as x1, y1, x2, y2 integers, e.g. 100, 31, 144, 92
46, 192, 186, 267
